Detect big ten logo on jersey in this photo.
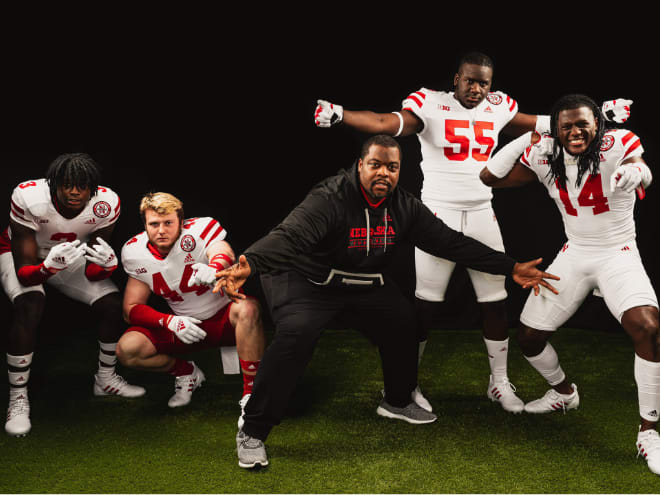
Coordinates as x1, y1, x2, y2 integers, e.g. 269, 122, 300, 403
152, 264, 209, 302
444, 120, 495, 162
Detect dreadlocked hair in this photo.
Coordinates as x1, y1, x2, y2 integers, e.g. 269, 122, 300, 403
547, 94, 608, 189
45, 153, 102, 199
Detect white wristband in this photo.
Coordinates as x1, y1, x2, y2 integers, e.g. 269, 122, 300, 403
535, 115, 551, 135
487, 132, 533, 178
392, 111, 404, 137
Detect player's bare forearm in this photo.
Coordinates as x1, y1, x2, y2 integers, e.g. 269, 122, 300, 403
122, 277, 153, 323
9, 220, 40, 268
502, 112, 540, 137
342, 110, 401, 134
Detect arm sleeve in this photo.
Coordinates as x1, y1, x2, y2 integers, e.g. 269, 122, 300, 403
243, 191, 335, 276
409, 200, 516, 276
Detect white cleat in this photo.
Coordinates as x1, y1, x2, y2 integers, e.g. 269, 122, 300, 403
412, 386, 432, 412
6, 392, 31, 437
94, 373, 146, 398
524, 383, 579, 414
168, 363, 205, 408
487, 375, 524, 413
238, 393, 250, 429
637, 428, 660, 475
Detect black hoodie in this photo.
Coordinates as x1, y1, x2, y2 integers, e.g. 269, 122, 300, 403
244, 162, 516, 284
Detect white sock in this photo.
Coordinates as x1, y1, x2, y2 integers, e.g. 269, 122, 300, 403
525, 343, 566, 387
98, 341, 117, 377
484, 337, 509, 381
7, 352, 33, 399
634, 354, 660, 423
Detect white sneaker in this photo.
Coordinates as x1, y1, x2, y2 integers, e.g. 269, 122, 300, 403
411, 386, 432, 412
94, 373, 146, 398
168, 363, 205, 408
487, 375, 524, 413
5, 392, 31, 437
637, 428, 660, 475
238, 394, 250, 429
524, 383, 579, 414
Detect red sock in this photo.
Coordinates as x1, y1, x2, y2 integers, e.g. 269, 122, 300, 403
239, 359, 260, 396
168, 359, 194, 377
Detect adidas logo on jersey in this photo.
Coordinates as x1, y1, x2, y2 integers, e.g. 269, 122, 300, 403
184, 253, 194, 263
484, 106, 493, 113
85, 218, 97, 224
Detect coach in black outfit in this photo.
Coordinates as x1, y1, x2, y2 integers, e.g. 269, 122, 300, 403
216, 134, 559, 469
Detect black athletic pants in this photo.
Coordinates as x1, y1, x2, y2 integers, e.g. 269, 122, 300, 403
241, 270, 418, 441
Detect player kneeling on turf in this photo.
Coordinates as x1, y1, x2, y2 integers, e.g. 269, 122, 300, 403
116, 192, 264, 422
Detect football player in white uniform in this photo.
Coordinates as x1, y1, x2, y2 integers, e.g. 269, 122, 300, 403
0, 153, 145, 437
117, 192, 265, 421
314, 51, 632, 414
480, 94, 660, 475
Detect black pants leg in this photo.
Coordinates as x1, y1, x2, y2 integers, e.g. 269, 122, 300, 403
242, 272, 341, 440
242, 271, 419, 441
350, 281, 418, 408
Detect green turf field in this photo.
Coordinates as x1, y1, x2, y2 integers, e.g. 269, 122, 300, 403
0, 327, 658, 493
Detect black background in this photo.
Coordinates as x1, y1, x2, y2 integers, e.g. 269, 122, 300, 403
0, 27, 657, 344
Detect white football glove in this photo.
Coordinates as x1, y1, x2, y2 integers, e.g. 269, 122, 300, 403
602, 99, 633, 123
83, 237, 118, 270
166, 315, 207, 344
314, 99, 343, 127
610, 164, 642, 193
187, 262, 218, 287
43, 240, 85, 272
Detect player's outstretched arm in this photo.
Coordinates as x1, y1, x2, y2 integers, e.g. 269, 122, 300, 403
213, 254, 251, 302
314, 99, 423, 136
512, 258, 560, 296
479, 131, 538, 188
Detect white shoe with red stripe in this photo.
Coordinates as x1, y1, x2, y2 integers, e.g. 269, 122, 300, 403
637, 428, 660, 475
168, 363, 205, 408
487, 375, 524, 413
524, 383, 579, 414
93, 373, 146, 398
5, 392, 31, 437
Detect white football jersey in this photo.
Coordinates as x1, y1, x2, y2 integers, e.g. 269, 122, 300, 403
520, 129, 644, 247
403, 88, 518, 209
8, 178, 120, 259
121, 216, 230, 320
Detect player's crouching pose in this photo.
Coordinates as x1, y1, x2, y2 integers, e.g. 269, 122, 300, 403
117, 192, 265, 422
480, 94, 660, 475
1, 153, 145, 437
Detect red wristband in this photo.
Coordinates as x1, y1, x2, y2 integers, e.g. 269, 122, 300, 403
208, 253, 233, 270
128, 304, 172, 329
85, 263, 117, 281
17, 263, 55, 286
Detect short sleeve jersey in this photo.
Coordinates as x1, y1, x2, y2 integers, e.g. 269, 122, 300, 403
8, 178, 121, 259
520, 129, 644, 247
402, 88, 518, 210
121, 216, 230, 320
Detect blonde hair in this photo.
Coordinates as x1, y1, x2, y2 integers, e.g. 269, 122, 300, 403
139, 192, 184, 223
